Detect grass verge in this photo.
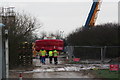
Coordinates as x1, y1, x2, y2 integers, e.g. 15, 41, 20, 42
90, 69, 120, 80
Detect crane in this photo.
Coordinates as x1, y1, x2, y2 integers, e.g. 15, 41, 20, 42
84, 0, 102, 27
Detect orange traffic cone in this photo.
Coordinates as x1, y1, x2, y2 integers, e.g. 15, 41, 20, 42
19, 73, 22, 80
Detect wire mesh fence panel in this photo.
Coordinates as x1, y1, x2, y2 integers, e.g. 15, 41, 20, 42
65, 46, 75, 60
73, 47, 101, 60
105, 46, 120, 58
65, 46, 120, 63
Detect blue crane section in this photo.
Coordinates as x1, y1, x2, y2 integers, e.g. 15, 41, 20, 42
84, 0, 101, 28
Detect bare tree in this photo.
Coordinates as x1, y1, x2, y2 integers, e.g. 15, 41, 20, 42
55, 31, 62, 39
2, 12, 42, 68
40, 31, 47, 39
47, 31, 63, 39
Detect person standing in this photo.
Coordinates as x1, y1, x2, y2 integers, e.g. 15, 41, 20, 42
38, 50, 42, 62
48, 50, 53, 64
39, 48, 47, 64
53, 50, 59, 65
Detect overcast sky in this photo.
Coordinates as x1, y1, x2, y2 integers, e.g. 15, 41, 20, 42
0, 0, 119, 37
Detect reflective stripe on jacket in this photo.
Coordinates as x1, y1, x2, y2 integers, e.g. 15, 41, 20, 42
53, 50, 59, 57
40, 50, 46, 57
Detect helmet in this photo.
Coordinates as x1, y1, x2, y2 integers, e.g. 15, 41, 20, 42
54, 50, 57, 52
41, 47, 45, 50
53, 47, 56, 50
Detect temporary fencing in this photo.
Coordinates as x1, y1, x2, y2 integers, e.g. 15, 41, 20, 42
65, 46, 120, 63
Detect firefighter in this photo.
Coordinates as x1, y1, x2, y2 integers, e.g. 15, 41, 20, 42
39, 48, 47, 64
53, 50, 59, 65
48, 50, 53, 64
38, 50, 42, 62
33, 50, 37, 58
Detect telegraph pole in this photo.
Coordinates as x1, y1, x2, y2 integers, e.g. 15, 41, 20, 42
5, 29, 9, 78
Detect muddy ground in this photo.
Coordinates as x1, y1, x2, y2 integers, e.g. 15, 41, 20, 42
9, 57, 110, 79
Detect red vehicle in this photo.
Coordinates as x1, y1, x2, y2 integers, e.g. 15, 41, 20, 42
35, 37, 64, 52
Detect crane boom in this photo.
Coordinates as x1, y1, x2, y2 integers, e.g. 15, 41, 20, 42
84, 0, 101, 27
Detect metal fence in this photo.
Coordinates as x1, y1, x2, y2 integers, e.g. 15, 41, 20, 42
65, 46, 120, 62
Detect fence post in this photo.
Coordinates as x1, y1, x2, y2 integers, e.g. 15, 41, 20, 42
101, 47, 104, 63
104, 46, 107, 60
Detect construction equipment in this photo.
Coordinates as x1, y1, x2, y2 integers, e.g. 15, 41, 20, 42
85, 0, 102, 27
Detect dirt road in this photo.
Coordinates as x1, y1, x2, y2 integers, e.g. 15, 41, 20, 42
9, 57, 109, 79
33, 72, 89, 78
31, 58, 91, 78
